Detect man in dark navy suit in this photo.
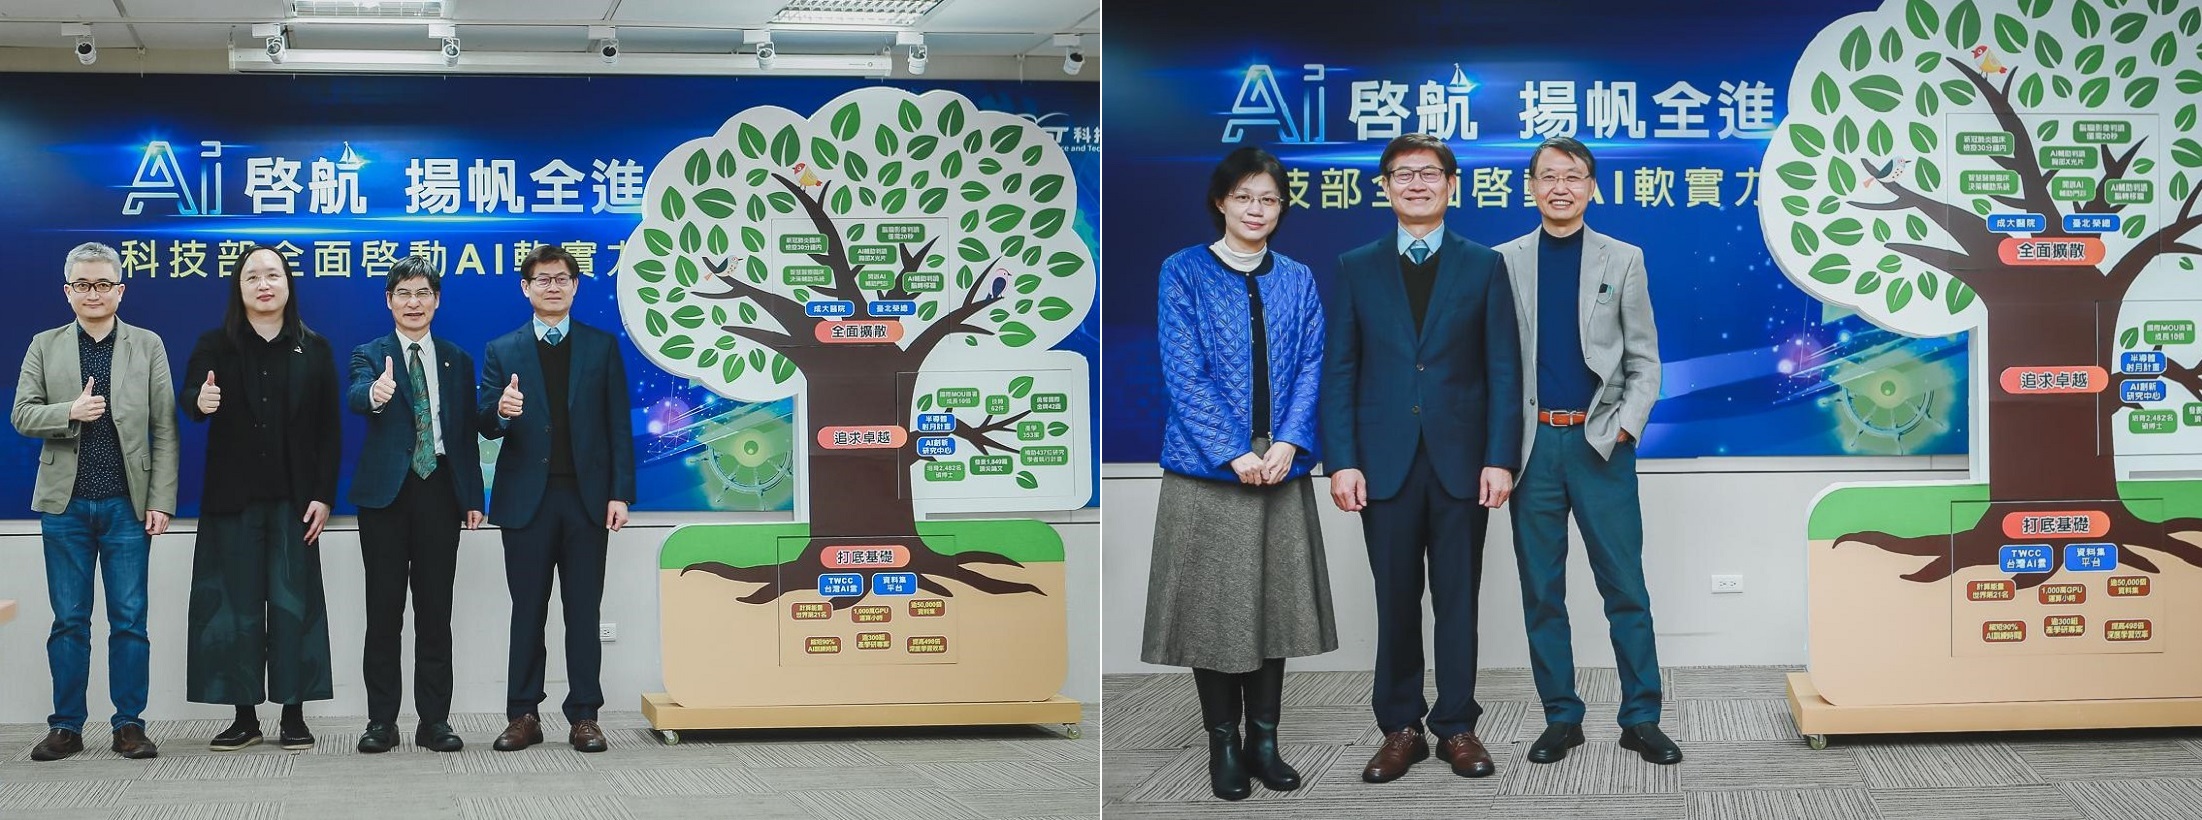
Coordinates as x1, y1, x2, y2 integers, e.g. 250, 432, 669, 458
344, 254, 483, 754
478, 244, 634, 754
1321, 133, 1522, 784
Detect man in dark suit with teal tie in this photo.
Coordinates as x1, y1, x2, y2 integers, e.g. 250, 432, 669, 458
345, 254, 483, 754
479, 244, 633, 754
1321, 133, 1522, 784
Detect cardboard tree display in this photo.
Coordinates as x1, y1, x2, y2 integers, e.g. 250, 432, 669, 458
618, 88, 1093, 720
1762, 0, 2202, 737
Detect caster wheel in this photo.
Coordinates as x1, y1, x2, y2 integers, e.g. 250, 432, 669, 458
659, 730, 681, 746
1804, 733, 1828, 750
1064, 725, 1084, 740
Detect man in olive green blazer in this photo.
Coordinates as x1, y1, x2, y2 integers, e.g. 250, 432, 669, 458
11, 242, 180, 762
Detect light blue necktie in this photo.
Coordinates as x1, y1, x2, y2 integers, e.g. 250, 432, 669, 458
544, 325, 563, 346
1408, 239, 1430, 265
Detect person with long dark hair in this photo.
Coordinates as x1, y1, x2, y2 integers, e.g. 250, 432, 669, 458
1143, 145, 1337, 801
180, 245, 342, 752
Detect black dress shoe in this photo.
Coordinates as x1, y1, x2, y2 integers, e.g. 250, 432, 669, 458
278, 720, 315, 751
415, 722, 464, 753
1526, 722, 1585, 764
31, 728, 84, 761
1619, 722, 1683, 764
210, 721, 263, 752
357, 723, 398, 754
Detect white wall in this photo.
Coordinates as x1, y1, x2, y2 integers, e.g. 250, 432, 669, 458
1103, 457, 1968, 674
0, 510, 1099, 725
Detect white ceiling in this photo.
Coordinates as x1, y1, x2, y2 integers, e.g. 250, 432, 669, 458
0, 0, 1098, 60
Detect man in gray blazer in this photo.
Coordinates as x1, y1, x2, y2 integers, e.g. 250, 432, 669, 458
11, 242, 180, 762
1497, 136, 1677, 765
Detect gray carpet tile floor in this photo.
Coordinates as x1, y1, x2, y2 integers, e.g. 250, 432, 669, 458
0, 708, 1097, 820
1102, 666, 2202, 819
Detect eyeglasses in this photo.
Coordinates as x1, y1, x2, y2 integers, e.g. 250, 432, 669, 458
1225, 192, 1283, 209
1534, 173, 1591, 189
528, 274, 576, 289
1385, 166, 1450, 185
67, 280, 119, 294
391, 288, 436, 302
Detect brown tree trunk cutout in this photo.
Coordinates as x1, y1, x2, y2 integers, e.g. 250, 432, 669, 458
1835, 57, 2202, 582
674, 172, 1046, 608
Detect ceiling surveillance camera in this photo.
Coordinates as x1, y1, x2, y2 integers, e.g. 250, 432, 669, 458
599, 40, 619, 65
75, 36, 97, 65
907, 43, 928, 75
1062, 50, 1085, 76
265, 32, 287, 64
756, 42, 777, 70
441, 36, 461, 67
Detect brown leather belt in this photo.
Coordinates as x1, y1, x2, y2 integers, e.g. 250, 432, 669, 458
1539, 409, 1588, 427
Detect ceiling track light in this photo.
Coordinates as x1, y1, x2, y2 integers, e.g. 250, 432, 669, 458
897, 32, 926, 76
253, 23, 290, 64
747, 30, 776, 70
1053, 33, 1084, 76
428, 20, 458, 67
63, 23, 96, 65
589, 25, 618, 65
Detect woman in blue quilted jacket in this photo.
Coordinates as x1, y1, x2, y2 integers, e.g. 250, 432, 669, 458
1142, 145, 1338, 801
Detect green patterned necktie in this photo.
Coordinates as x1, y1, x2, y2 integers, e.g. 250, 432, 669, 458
408, 342, 436, 478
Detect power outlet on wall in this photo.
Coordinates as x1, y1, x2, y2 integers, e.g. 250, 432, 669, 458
1710, 574, 1744, 594
599, 622, 617, 642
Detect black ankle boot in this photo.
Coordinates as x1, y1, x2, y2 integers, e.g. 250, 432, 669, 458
1191, 668, 1251, 801
1240, 658, 1302, 791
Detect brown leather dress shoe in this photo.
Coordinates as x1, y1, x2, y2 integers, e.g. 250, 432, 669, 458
30, 728, 83, 761
1437, 732, 1496, 778
493, 714, 543, 752
569, 719, 608, 753
111, 724, 159, 760
1361, 727, 1429, 783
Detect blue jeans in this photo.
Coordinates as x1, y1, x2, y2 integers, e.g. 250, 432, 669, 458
43, 496, 151, 734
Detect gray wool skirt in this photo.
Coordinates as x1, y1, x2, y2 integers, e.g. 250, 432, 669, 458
1141, 466, 1339, 673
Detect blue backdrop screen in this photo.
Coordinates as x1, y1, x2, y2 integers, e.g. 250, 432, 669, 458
1103, 0, 1968, 463
0, 72, 1097, 517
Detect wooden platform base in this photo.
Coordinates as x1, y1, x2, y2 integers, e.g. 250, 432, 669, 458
640, 692, 1084, 744
1787, 672, 2202, 748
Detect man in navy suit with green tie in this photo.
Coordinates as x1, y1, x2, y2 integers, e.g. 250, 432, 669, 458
479, 244, 634, 754
345, 254, 483, 754
1322, 133, 1521, 784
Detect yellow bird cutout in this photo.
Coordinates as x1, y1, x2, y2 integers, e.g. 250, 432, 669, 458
793, 161, 822, 187
1972, 45, 2007, 75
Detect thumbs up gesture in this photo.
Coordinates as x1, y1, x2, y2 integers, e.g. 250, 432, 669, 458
69, 376, 107, 422
371, 355, 397, 408
498, 373, 524, 419
196, 371, 222, 415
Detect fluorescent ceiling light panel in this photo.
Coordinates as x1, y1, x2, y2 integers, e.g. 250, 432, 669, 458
768, 0, 942, 28
289, 1, 447, 19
